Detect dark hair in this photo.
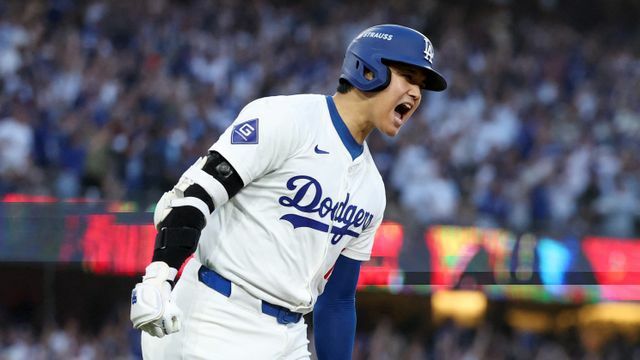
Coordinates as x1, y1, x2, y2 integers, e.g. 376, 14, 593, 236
336, 78, 354, 94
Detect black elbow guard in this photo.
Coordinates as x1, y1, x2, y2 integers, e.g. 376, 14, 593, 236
155, 226, 200, 253
152, 206, 204, 269
152, 226, 200, 269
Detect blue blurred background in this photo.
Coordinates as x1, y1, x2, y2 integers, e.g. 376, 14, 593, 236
1, 0, 640, 358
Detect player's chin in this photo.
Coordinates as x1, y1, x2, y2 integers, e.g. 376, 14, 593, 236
381, 124, 401, 137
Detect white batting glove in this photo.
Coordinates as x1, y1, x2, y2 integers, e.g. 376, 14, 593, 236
130, 261, 183, 338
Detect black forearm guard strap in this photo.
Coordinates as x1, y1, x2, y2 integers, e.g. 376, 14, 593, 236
152, 226, 200, 269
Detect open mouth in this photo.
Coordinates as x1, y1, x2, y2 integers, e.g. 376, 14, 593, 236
394, 103, 412, 120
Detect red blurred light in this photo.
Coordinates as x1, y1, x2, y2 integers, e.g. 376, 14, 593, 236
358, 221, 404, 287
583, 237, 640, 300
81, 215, 155, 275
2, 193, 57, 203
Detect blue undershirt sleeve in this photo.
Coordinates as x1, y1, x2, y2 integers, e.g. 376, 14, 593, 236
313, 254, 361, 360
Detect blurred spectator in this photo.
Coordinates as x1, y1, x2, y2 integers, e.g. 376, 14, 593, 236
0, 105, 34, 184
475, 179, 511, 228
595, 175, 640, 238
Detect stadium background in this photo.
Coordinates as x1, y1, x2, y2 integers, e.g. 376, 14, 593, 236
1, 0, 640, 358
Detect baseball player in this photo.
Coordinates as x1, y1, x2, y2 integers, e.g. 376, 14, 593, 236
130, 24, 447, 359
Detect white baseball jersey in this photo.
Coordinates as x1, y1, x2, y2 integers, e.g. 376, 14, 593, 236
197, 94, 386, 314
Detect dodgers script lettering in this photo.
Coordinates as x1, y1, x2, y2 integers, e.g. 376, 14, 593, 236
278, 175, 374, 244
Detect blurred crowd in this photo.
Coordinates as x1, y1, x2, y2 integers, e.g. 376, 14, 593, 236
347, 320, 640, 360
0, 313, 139, 360
2, 309, 639, 360
1, 0, 640, 239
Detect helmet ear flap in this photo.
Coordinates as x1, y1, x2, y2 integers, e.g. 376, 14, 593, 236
365, 62, 391, 91
357, 60, 371, 80
359, 62, 390, 91
377, 65, 391, 90
340, 51, 390, 92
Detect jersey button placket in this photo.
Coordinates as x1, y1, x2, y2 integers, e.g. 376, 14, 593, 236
315, 168, 349, 283
330, 169, 351, 239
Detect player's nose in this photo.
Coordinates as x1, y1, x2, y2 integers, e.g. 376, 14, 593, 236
408, 85, 421, 104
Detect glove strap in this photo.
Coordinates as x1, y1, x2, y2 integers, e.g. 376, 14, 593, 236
143, 261, 178, 283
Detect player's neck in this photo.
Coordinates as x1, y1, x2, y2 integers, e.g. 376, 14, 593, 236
331, 92, 374, 144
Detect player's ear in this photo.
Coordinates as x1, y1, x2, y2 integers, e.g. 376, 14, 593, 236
364, 67, 374, 81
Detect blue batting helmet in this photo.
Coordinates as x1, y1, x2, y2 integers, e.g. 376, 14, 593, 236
340, 24, 447, 92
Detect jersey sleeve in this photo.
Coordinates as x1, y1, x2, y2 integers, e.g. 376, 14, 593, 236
340, 215, 383, 261
210, 97, 302, 186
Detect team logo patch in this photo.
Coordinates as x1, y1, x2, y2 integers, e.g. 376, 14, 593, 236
231, 118, 259, 144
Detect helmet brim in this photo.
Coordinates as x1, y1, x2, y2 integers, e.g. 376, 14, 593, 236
423, 67, 447, 92
382, 58, 448, 92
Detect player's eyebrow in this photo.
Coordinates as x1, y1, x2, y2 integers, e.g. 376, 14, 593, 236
391, 65, 426, 86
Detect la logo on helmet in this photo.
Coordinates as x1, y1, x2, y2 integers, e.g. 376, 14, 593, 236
424, 37, 434, 63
